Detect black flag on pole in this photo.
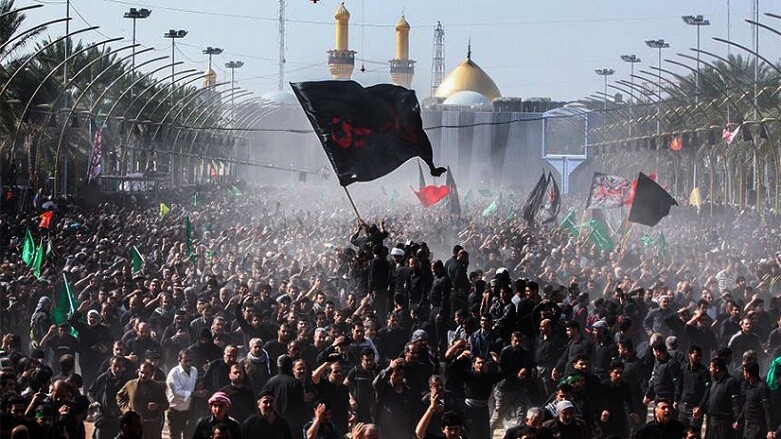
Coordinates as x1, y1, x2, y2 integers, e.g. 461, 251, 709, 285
291, 80, 446, 186
628, 172, 678, 227
522, 171, 547, 225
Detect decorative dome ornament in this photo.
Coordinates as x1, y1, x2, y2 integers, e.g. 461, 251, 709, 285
435, 41, 501, 101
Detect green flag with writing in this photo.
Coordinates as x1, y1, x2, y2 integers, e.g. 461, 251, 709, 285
560, 209, 579, 237
22, 228, 35, 267
585, 219, 614, 251
51, 273, 78, 336
131, 246, 144, 273
31, 239, 44, 278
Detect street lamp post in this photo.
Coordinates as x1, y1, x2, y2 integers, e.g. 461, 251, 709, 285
164, 29, 188, 90
225, 60, 244, 123
645, 39, 669, 133
620, 54, 641, 134
594, 68, 615, 110
203, 46, 223, 72
123, 8, 151, 75
682, 15, 709, 100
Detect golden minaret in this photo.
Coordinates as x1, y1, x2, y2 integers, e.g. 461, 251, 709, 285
389, 15, 415, 88
327, 2, 355, 80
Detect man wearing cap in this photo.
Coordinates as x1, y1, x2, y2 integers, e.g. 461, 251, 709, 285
192, 391, 242, 439
117, 362, 169, 439
241, 391, 293, 439
69, 299, 112, 388
541, 400, 589, 438
591, 320, 618, 381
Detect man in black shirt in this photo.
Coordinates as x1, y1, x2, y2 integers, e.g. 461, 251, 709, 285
219, 363, 256, 424
735, 362, 773, 439
552, 321, 594, 382
643, 341, 682, 414
693, 357, 741, 439
241, 391, 293, 439
678, 345, 709, 432
311, 358, 350, 434
634, 399, 687, 439
490, 332, 532, 435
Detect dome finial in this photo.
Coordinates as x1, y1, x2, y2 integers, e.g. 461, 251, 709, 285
467, 38, 471, 61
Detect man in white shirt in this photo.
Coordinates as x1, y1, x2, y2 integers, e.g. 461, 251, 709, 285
166, 348, 200, 439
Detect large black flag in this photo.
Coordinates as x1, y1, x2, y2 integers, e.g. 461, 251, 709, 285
522, 171, 547, 225
628, 172, 678, 227
291, 80, 446, 186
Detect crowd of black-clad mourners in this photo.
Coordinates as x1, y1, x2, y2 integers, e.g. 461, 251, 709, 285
1, 182, 780, 439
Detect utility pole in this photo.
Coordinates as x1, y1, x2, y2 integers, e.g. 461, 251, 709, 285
225, 61, 244, 123
164, 29, 188, 91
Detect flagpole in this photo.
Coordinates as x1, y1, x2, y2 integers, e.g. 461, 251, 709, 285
342, 187, 364, 224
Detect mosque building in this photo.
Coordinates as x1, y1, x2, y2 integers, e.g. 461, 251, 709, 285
248, 2, 596, 191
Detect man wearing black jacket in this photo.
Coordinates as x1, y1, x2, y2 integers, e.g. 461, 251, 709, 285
368, 244, 391, 321
693, 357, 741, 439
643, 341, 682, 415
679, 345, 709, 432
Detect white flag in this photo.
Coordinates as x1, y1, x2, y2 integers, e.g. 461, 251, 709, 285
87, 127, 102, 182
722, 125, 740, 144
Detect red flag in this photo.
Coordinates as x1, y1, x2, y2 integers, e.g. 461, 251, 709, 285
669, 135, 682, 151
412, 185, 450, 207
39, 211, 54, 229
624, 172, 657, 206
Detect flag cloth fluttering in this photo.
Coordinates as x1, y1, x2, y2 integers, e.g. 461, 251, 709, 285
131, 246, 144, 273
560, 209, 579, 237
22, 228, 35, 267
658, 231, 669, 260
412, 185, 450, 207
536, 172, 561, 224
584, 219, 615, 251
585, 173, 632, 209
31, 239, 44, 278
522, 172, 548, 225
229, 185, 243, 197
39, 211, 53, 229
51, 273, 78, 336
689, 187, 702, 207
417, 161, 426, 190
628, 172, 678, 227
445, 166, 461, 216
482, 200, 498, 217
291, 80, 446, 186
185, 216, 194, 260
722, 125, 740, 144
669, 134, 683, 151
159, 203, 171, 219
624, 172, 658, 207
86, 125, 103, 182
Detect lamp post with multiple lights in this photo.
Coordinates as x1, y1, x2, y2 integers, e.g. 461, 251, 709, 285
225, 60, 244, 123
645, 39, 669, 133
682, 15, 709, 100
595, 68, 615, 110
164, 29, 188, 90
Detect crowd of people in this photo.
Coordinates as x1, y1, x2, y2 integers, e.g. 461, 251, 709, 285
0, 181, 780, 439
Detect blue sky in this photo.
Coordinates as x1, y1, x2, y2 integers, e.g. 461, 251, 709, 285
17, 0, 780, 102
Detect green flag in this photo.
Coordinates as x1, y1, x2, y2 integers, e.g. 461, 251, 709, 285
560, 209, 579, 237
22, 228, 35, 267
185, 216, 194, 260
229, 185, 243, 197
159, 203, 171, 218
585, 219, 614, 251
478, 189, 493, 198
31, 239, 44, 278
658, 231, 669, 260
506, 205, 515, 221
131, 246, 144, 273
482, 200, 498, 217
51, 273, 78, 336
463, 190, 474, 205
640, 233, 655, 247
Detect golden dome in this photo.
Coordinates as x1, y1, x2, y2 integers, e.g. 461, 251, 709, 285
335, 2, 350, 21
395, 15, 410, 32
435, 52, 501, 101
